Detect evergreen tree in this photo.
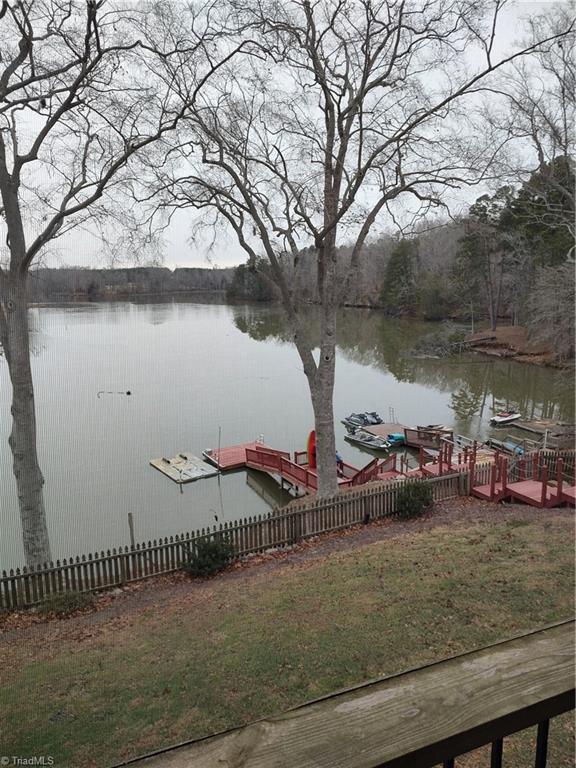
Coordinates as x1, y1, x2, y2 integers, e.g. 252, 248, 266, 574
380, 240, 418, 316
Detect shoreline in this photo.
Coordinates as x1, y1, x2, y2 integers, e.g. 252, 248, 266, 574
25, 296, 570, 368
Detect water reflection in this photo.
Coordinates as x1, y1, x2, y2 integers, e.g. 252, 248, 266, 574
232, 304, 575, 426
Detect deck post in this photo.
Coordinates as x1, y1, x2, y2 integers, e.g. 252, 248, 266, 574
419, 447, 424, 472
501, 457, 508, 495
541, 465, 549, 507
490, 463, 496, 501
556, 458, 564, 503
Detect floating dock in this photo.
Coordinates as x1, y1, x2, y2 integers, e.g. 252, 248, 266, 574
150, 453, 219, 484
513, 418, 574, 436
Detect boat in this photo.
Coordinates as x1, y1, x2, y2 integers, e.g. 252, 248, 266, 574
485, 437, 524, 455
490, 411, 522, 425
344, 429, 391, 451
341, 411, 383, 431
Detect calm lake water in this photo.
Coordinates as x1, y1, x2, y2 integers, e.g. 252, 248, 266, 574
0, 299, 573, 569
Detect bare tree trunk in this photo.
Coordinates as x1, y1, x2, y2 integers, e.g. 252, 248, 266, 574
312, 239, 339, 497
1, 276, 52, 567
310, 311, 338, 497
288, 244, 339, 498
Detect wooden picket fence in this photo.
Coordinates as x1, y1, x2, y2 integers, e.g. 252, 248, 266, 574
539, 449, 575, 482
0, 471, 469, 611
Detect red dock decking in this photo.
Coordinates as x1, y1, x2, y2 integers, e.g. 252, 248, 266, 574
203, 442, 279, 471
471, 483, 509, 502
204, 441, 363, 493
506, 479, 558, 508
207, 440, 575, 506
204, 441, 408, 494
470, 455, 574, 509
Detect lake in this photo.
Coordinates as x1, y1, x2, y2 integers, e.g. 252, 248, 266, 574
0, 299, 573, 569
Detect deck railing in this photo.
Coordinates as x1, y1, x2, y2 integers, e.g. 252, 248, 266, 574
113, 620, 575, 768
1, 470, 468, 610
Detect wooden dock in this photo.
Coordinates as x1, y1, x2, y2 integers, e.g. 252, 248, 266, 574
205, 438, 576, 507
507, 479, 557, 507
203, 441, 277, 471
470, 454, 576, 508
365, 423, 454, 449
514, 418, 575, 437
204, 441, 363, 494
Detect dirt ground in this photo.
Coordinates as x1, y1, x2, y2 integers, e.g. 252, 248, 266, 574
466, 325, 559, 365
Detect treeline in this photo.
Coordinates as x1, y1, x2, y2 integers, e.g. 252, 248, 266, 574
230, 156, 574, 359
28, 267, 234, 300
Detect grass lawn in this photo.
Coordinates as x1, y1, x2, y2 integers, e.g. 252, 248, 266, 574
0, 511, 574, 767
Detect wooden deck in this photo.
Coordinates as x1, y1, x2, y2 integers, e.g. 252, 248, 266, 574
469, 452, 576, 508
203, 442, 276, 471
514, 418, 575, 436
117, 621, 575, 768
420, 462, 459, 478
364, 422, 407, 439
364, 423, 454, 450
471, 482, 508, 502
204, 442, 361, 494
507, 479, 558, 508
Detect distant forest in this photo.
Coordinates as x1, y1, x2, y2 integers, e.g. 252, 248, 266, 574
28, 266, 234, 300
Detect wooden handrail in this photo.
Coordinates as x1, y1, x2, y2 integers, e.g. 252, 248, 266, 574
115, 620, 575, 768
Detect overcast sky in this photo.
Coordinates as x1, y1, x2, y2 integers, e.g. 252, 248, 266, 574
46, 0, 557, 271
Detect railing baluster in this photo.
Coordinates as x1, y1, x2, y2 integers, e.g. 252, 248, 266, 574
534, 719, 550, 768
490, 737, 503, 768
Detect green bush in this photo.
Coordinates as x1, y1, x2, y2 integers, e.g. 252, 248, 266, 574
395, 482, 434, 519
182, 536, 236, 577
38, 590, 94, 616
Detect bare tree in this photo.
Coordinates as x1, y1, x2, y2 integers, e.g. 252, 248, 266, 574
0, 0, 243, 566
144, 0, 572, 496
527, 262, 575, 360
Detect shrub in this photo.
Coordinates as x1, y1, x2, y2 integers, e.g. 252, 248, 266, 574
38, 590, 94, 616
182, 535, 236, 577
395, 482, 434, 519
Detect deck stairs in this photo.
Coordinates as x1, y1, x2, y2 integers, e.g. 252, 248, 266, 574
471, 452, 575, 509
